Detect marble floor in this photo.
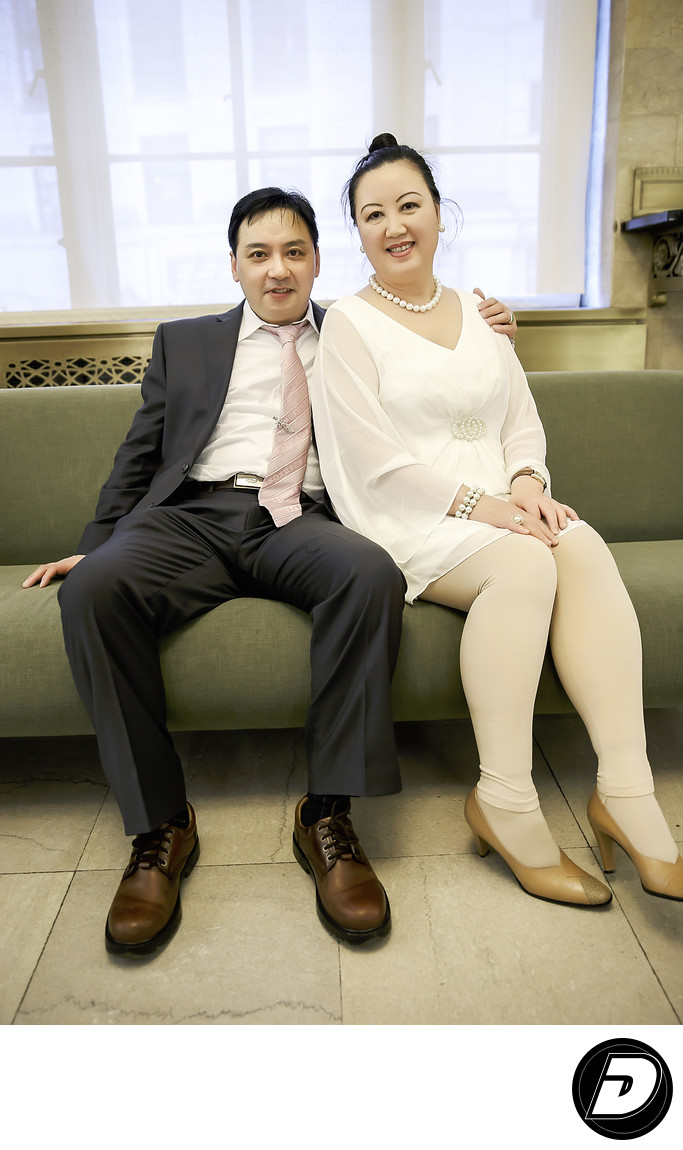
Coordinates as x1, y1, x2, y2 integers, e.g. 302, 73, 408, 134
1, 709, 682, 1027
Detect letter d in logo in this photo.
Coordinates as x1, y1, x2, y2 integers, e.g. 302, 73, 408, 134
588, 1055, 659, 1118
573, 1038, 673, 1139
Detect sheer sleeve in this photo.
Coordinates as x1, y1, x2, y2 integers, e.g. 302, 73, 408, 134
311, 304, 462, 564
499, 337, 551, 494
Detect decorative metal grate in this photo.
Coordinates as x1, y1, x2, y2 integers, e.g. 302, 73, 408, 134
653, 232, 683, 281
5, 354, 150, 388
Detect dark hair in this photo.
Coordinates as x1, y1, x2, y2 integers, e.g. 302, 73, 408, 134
344, 133, 442, 225
228, 187, 319, 253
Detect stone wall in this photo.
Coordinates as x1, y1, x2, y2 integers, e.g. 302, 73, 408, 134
610, 0, 683, 367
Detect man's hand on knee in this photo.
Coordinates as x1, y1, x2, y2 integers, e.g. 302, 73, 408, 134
22, 555, 85, 588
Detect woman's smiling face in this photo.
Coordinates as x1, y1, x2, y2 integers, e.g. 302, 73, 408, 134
355, 159, 441, 288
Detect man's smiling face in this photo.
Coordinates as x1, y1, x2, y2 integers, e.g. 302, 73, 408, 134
230, 209, 320, 326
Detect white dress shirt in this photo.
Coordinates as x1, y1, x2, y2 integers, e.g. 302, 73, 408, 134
190, 300, 324, 498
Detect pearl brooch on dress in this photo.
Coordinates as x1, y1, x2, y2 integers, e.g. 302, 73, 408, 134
451, 417, 487, 441
368, 274, 443, 312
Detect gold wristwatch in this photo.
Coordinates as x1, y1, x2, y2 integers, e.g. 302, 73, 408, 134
511, 467, 547, 491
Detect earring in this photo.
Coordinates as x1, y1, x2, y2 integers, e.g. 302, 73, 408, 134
438, 224, 445, 233
360, 245, 365, 253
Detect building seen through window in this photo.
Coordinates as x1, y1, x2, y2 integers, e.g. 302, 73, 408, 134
0, 0, 598, 313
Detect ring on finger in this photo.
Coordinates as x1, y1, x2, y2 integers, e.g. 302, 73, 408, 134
508, 310, 515, 325
511, 514, 524, 525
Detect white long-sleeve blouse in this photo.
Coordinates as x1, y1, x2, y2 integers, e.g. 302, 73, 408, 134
311, 290, 553, 603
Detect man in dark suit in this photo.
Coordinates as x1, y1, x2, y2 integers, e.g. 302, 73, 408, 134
24, 187, 516, 958
23, 188, 404, 956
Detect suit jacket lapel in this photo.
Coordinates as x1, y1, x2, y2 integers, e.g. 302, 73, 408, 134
198, 302, 244, 445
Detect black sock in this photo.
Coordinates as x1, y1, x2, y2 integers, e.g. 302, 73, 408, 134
301, 793, 351, 826
167, 807, 190, 829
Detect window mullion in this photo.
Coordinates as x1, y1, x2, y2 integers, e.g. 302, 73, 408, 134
226, 0, 250, 198
371, 0, 425, 148
36, 0, 120, 307
536, 0, 597, 295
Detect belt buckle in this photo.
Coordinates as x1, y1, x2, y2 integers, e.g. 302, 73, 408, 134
233, 473, 263, 490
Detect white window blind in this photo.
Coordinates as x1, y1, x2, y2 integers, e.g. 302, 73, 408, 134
0, 0, 598, 313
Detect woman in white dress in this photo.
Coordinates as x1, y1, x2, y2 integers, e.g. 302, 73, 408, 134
311, 132, 683, 908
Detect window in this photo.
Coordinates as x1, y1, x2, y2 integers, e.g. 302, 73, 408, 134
0, 0, 598, 313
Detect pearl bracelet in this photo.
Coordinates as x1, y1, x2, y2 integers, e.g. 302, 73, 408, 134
455, 485, 485, 519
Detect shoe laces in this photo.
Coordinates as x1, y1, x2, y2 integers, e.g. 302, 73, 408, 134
319, 809, 365, 865
125, 824, 174, 876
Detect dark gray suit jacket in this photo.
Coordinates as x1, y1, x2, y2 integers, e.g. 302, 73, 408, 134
78, 300, 327, 553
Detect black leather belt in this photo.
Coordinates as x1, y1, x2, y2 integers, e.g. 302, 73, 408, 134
184, 473, 264, 493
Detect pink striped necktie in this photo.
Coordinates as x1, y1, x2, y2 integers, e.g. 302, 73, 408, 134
259, 321, 312, 527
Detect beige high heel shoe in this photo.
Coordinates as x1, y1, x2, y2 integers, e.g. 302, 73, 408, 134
464, 789, 612, 906
587, 790, 683, 901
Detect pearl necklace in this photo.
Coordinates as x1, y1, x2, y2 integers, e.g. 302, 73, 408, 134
369, 274, 442, 313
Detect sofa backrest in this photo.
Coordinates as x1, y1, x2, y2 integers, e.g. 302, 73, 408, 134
1, 384, 143, 564
528, 370, 683, 543
1, 370, 682, 564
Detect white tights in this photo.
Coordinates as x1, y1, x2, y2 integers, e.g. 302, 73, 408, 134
421, 524, 677, 864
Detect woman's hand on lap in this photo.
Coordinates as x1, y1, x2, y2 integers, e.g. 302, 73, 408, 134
509, 477, 579, 539
450, 482, 577, 547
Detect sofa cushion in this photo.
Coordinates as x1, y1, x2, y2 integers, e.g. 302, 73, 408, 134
4, 539, 680, 739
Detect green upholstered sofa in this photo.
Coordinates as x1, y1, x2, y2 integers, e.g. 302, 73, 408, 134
1, 370, 682, 740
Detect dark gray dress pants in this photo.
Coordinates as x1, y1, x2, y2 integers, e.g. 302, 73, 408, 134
58, 486, 406, 834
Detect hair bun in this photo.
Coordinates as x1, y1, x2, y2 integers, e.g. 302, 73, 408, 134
368, 132, 399, 153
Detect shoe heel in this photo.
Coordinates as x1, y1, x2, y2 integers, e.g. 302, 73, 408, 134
292, 834, 311, 874
464, 791, 491, 857
593, 826, 616, 873
473, 832, 490, 858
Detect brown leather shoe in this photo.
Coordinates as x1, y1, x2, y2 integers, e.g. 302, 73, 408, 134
105, 803, 200, 956
293, 797, 390, 944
